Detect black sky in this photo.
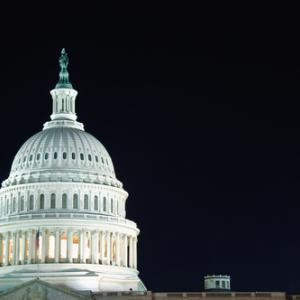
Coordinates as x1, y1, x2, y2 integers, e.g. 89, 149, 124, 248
0, 1, 300, 293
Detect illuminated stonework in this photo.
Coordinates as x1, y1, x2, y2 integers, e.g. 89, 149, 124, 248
0, 49, 145, 292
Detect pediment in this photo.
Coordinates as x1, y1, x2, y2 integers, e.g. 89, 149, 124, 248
0, 279, 90, 300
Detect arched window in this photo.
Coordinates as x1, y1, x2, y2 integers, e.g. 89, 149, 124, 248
20, 196, 25, 211
13, 197, 16, 212
29, 195, 34, 210
73, 194, 78, 209
94, 196, 98, 210
80, 153, 84, 160
88, 154, 92, 161
110, 199, 114, 213
101, 157, 104, 164
50, 193, 56, 209
45, 153, 49, 160
72, 153, 76, 160
84, 194, 89, 210
103, 197, 107, 212
29, 154, 33, 161
95, 156, 99, 163
36, 153, 41, 161
63, 152, 67, 159
62, 193, 67, 209
40, 194, 45, 209
54, 152, 58, 159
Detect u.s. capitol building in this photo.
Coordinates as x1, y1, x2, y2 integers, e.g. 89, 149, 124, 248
0, 50, 297, 300
0, 49, 144, 294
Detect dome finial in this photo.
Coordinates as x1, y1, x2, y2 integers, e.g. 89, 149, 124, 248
55, 48, 73, 89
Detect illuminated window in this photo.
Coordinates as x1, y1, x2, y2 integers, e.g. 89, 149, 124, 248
1, 240, 6, 265
72, 234, 79, 261
48, 235, 55, 259
29, 195, 34, 210
8, 238, 13, 264
73, 194, 78, 209
60, 233, 67, 260
84, 232, 91, 262
40, 194, 45, 209
62, 193, 67, 209
50, 193, 56, 209
94, 196, 98, 210
84, 195, 89, 210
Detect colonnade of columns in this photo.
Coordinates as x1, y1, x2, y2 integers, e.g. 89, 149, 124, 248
0, 229, 137, 269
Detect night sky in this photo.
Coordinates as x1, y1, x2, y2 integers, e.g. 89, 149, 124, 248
0, 2, 300, 293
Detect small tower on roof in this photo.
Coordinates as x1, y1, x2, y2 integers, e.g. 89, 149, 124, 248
204, 275, 231, 292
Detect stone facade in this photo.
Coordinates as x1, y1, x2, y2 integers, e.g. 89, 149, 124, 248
0, 279, 293, 300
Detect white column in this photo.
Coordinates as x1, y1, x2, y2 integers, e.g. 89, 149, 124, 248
55, 230, 60, 263
100, 231, 105, 264
106, 231, 111, 265
124, 234, 128, 267
0, 234, 3, 266
67, 230, 73, 263
92, 231, 99, 264
4, 233, 9, 266
28, 230, 32, 264
116, 233, 120, 266
21, 231, 26, 264
15, 231, 19, 265
80, 230, 85, 263
134, 237, 137, 269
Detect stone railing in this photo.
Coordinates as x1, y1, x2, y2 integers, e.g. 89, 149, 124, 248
0, 212, 137, 228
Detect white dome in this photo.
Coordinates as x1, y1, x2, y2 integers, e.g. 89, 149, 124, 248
2, 125, 120, 188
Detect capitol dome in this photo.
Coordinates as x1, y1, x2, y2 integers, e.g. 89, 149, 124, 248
0, 49, 145, 292
4, 126, 120, 188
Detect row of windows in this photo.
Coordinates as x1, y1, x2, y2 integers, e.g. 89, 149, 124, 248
18, 152, 110, 165
1, 194, 123, 216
